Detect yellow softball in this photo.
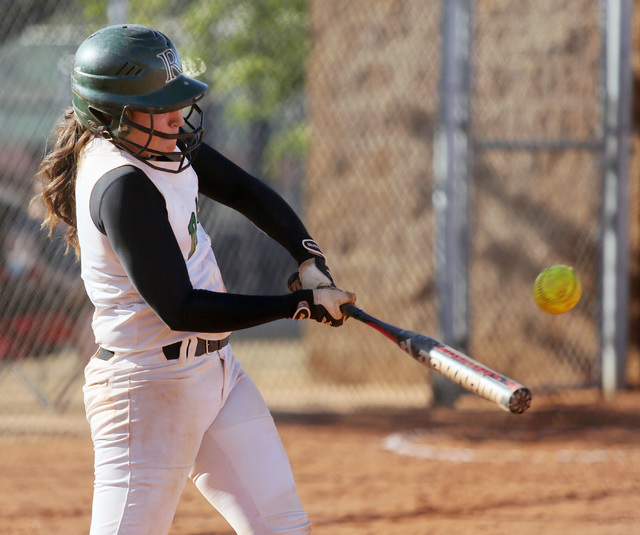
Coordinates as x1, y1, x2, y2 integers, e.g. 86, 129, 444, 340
533, 265, 581, 314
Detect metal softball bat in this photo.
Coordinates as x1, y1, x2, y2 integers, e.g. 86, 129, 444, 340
341, 304, 532, 414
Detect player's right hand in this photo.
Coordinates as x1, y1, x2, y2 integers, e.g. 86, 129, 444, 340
292, 288, 356, 327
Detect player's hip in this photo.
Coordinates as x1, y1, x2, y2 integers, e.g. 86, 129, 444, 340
83, 343, 241, 432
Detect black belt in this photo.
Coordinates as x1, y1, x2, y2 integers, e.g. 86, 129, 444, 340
96, 336, 230, 361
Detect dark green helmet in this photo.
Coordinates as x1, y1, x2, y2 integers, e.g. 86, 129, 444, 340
71, 24, 208, 172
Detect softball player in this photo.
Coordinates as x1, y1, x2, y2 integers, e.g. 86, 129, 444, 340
35, 24, 355, 535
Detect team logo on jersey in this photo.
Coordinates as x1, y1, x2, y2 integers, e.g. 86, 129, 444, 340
187, 197, 200, 259
157, 49, 182, 83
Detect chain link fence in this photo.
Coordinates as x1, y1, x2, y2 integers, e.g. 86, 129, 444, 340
0, 0, 632, 431
470, 1, 604, 389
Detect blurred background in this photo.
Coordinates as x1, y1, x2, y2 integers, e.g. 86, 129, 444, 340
0, 0, 638, 430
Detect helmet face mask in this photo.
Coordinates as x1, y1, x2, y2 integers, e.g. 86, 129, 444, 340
116, 102, 205, 171
71, 24, 208, 172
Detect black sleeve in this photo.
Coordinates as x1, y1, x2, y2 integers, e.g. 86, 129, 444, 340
192, 142, 320, 264
92, 166, 312, 333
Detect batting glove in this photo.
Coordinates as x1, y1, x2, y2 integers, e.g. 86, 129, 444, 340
291, 239, 334, 289
292, 288, 356, 327
299, 257, 334, 288
287, 257, 334, 292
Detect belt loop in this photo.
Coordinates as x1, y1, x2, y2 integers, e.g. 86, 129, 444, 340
185, 337, 196, 359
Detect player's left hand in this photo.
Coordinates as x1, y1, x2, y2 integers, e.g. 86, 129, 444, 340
292, 288, 356, 327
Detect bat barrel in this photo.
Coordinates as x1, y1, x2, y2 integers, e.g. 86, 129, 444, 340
341, 303, 532, 414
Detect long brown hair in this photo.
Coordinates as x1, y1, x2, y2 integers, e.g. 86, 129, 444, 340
34, 107, 93, 257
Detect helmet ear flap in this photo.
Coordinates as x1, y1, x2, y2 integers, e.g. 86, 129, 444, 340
87, 107, 116, 139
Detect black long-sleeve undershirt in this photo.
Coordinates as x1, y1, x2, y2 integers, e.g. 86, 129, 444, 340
90, 144, 314, 333
193, 143, 315, 264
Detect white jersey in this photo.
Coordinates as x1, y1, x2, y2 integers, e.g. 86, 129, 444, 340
76, 137, 230, 353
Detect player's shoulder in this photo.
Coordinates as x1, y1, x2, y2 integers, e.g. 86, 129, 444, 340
79, 138, 147, 187
93, 165, 151, 201
90, 165, 163, 234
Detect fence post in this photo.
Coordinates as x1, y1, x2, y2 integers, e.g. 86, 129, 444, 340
601, 0, 632, 395
433, 0, 473, 405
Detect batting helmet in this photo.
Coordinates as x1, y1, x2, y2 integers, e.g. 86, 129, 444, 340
71, 24, 208, 172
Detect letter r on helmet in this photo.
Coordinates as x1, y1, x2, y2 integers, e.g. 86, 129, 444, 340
157, 49, 182, 82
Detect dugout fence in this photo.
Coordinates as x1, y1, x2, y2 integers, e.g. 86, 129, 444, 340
0, 0, 634, 431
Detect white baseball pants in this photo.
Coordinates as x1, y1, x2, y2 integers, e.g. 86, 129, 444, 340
83, 344, 311, 534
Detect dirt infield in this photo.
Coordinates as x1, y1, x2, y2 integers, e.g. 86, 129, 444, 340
1, 390, 638, 534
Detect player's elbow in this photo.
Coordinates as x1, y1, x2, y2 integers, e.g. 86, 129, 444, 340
156, 308, 190, 332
